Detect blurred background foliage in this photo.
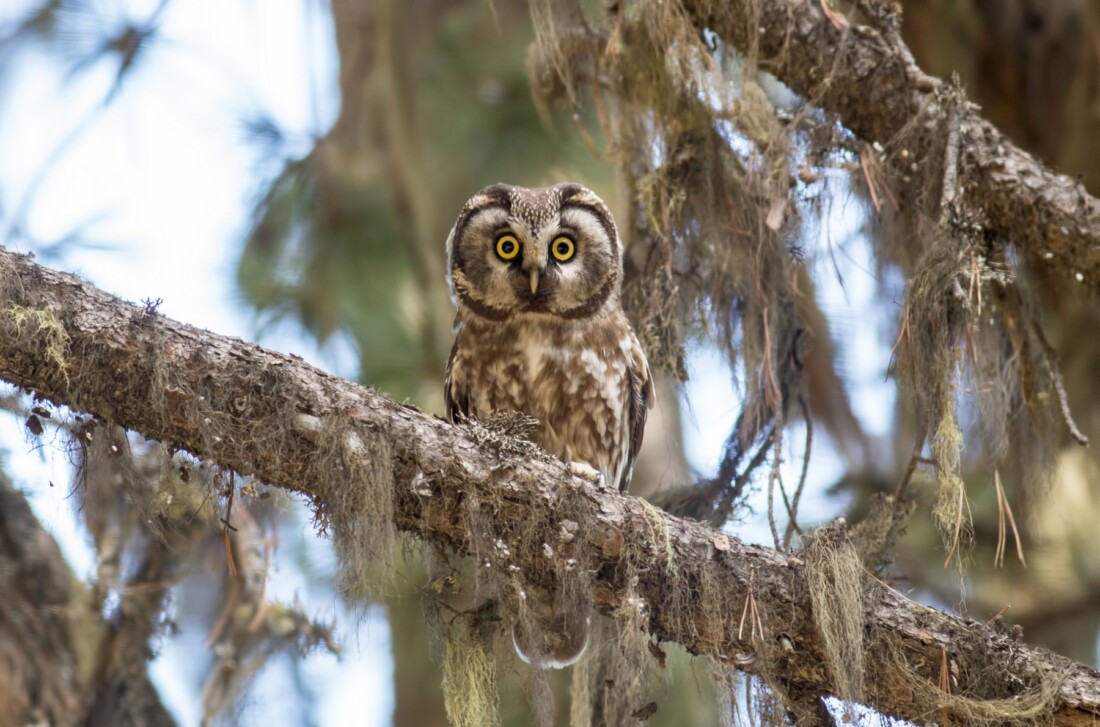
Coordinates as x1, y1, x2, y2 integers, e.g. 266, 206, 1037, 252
1, 0, 1100, 725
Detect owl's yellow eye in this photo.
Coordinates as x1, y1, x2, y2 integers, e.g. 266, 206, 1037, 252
550, 236, 575, 262
495, 235, 520, 261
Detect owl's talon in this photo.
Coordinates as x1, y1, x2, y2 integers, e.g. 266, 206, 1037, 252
567, 460, 603, 485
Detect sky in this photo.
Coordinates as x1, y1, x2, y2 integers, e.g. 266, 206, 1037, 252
0, 1, 898, 724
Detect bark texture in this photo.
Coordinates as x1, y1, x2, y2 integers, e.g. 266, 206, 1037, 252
2, 247, 1100, 723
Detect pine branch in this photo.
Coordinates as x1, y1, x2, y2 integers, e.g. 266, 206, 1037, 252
1, 246, 1099, 723
683, 0, 1100, 287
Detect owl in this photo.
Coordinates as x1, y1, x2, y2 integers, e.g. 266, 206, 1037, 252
444, 183, 654, 667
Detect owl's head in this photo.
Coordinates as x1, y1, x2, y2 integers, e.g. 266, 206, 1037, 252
445, 183, 623, 320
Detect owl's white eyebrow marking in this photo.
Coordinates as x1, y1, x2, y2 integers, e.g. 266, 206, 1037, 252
558, 206, 614, 247
455, 207, 514, 254
466, 205, 510, 227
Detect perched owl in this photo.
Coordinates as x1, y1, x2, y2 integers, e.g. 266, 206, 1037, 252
444, 183, 653, 667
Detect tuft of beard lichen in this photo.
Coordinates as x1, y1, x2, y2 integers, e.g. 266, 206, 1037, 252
803, 523, 865, 707
442, 621, 501, 727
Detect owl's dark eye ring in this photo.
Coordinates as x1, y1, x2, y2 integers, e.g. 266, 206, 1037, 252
495, 234, 520, 261
550, 236, 575, 262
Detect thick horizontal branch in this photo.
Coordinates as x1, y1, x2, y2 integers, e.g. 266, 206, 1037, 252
1, 245, 1098, 723
685, 0, 1100, 287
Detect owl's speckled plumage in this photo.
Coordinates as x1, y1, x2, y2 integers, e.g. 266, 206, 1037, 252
444, 183, 653, 668
444, 183, 652, 493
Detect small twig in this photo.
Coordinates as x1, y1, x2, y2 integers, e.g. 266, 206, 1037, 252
206, 578, 241, 648
791, 394, 812, 519
967, 252, 983, 315
222, 473, 237, 577
893, 421, 928, 502
964, 323, 980, 370
247, 527, 276, 632
186, 480, 216, 526
761, 308, 788, 550
1030, 316, 1089, 446
860, 148, 882, 213
983, 604, 1012, 627
738, 578, 753, 642
993, 470, 1026, 568
939, 647, 953, 727
766, 411, 785, 551
737, 569, 764, 644
752, 603, 764, 644
766, 467, 782, 551
819, 0, 849, 30
858, 143, 899, 214
782, 395, 812, 549
879, 171, 900, 211
887, 297, 911, 379
761, 310, 783, 415
221, 528, 236, 578
714, 423, 777, 524
859, 563, 912, 600
776, 474, 797, 537
994, 472, 1006, 568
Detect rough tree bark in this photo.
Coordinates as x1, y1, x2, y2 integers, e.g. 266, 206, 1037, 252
2, 247, 1099, 724
683, 0, 1100, 287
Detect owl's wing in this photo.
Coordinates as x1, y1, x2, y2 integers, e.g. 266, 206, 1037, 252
621, 335, 655, 492
444, 332, 470, 423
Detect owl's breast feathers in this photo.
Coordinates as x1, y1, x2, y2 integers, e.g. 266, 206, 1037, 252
445, 311, 653, 491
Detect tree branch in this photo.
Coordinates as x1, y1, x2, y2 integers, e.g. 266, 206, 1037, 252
683, 0, 1100, 287
1, 245, 1099, 724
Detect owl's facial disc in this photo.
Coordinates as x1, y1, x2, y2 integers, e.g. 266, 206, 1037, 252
539, 205, 618, 317
448, 184, 622, 321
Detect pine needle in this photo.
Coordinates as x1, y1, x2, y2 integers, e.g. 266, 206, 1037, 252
993, 470, 1026, 568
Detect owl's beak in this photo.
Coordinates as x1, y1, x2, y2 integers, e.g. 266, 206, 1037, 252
529, 267, 540, 295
